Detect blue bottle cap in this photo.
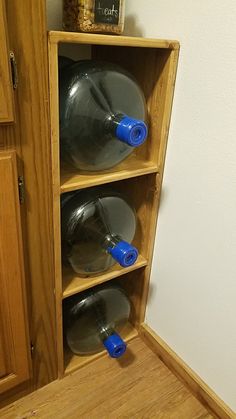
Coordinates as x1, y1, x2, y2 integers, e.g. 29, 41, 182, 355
107, 240, 138, 268
103, 333, 127, 358
116, 116, 148, 147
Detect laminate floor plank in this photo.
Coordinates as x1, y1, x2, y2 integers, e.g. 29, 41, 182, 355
0, 338, 213, 419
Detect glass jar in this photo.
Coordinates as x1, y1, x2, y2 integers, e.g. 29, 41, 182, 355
63, 0, 125, 35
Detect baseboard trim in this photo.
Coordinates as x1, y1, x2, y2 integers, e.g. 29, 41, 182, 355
139, 323, 235, 419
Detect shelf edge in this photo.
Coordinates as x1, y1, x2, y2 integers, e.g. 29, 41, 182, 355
48, 31, 180, 50
60, 165, 158, 194
62, 256, 148, 299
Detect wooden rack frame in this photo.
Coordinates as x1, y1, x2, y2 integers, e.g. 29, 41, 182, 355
48, 31, 179, 377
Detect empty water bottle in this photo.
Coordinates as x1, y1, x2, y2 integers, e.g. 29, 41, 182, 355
59, 55, 74, 71
59, 58, 148, 171
61, 187, 138, 276
63, 284, 131, 358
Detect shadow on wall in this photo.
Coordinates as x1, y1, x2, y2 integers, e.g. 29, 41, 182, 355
47, 0, 63, 30
124, 14, 143, 37
146, 282, 157, 309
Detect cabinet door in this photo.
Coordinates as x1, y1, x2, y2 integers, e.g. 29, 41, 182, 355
0, 0, 14, 123
0, 151, 31, 394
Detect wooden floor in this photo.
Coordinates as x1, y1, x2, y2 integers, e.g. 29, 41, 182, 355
0, 338, 213, 419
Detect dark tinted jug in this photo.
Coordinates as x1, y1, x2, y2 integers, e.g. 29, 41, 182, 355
61, 187, 138, 276
63, 284, 131, 358
59, 58, 148, 171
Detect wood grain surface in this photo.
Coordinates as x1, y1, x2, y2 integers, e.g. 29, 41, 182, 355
49, 31, 179, 50
5, 0, 57, 389
0, 0, 14, 123
140, 324, 236, 419
0, 152, 31, 394
60, 159, 158, 194
0, 337, 212, 419
62, 255, 147, 298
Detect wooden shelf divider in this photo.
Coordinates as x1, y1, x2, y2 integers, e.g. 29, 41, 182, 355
60, 159, 158, 194
62, 255, 148, 299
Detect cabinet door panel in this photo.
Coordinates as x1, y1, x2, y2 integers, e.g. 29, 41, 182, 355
0, 330, 7, 378
0, 151, 30, 394
0, 0, 14, 123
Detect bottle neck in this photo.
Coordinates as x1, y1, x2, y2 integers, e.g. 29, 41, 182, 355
104, 113, 124, 136
102, 234, 121, 251
99, 324, 115, 342
92, 294, 114, 340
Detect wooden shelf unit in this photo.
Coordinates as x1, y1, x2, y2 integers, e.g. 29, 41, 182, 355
48, 31, 179, 378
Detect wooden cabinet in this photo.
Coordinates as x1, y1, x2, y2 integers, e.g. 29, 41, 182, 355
0, 151, 31, 394
48, 32, 179, 377
0, 0, 57, 400
0, 0, 14, 123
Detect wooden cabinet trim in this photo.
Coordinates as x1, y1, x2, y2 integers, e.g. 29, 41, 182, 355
0, 0, 14, 123
0, 151, 31, 394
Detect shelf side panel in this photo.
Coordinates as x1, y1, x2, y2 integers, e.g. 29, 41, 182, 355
48, 40, 64, 378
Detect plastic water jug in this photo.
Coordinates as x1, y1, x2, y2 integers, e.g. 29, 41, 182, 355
61, 187, 138, 276
63, 284, 131, 358
59, 58, 148, 171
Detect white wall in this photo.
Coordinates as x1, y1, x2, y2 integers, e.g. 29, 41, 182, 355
47, 0, 236, 410
124, 0, 236, 411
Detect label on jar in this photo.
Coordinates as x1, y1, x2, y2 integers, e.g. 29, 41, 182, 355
94, 0, 120, 25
